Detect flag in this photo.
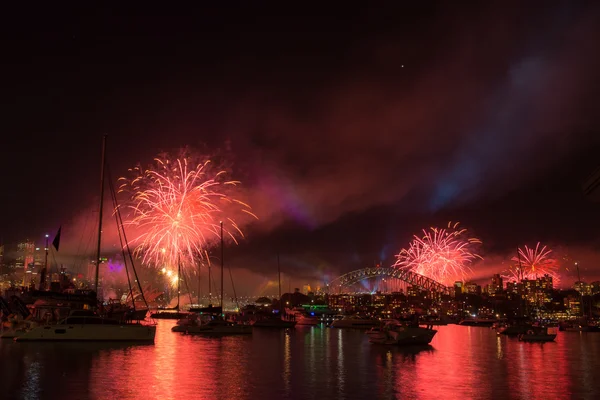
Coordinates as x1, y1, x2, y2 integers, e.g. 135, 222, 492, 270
52, 226, 61, 251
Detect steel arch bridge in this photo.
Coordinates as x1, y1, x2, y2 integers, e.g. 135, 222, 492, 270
326, 267, 449, 294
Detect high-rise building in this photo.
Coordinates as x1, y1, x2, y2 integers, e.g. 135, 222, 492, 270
16, 241, 35, 268
454, 281, 463, 297
488, 274, 503, 296
574, 281, 592, 296
464, 282, 481, 295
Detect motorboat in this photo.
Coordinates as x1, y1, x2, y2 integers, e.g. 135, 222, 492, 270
1, 316, 37, 339
559, 319, 600, 332
252, 316, 297, 328
518, 326, 558, 342
14, 310, 156, 342
368, 320, 437, 346
330, 316, 380, 329
185, 319, 252, 335
495, 318, 534, 336
285, 308, 319, 326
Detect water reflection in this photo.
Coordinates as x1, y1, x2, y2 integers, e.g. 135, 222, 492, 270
1, 324, 600, 399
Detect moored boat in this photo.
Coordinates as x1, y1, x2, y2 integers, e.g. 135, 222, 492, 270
252, 317, 296, 328
186, 318, 252, 335
15, 310, 156, 342
369, 320, 437, 346
330, 316, 380, 329
518, 326, 558, 343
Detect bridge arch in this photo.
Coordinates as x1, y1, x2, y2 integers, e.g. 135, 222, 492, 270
326, 267, 449, 294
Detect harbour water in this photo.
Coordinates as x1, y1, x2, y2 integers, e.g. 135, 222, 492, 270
1, 322, 599, 399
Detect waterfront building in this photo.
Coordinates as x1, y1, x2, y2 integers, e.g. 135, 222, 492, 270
489, 274, 503, 296
564, 294, 583, 316
464, 282, 481, 295
573, 281, 592, 296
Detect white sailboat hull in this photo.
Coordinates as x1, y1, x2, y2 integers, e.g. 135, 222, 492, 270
15, 323, 156, 342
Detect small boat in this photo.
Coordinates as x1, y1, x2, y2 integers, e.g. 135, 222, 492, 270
330, 316, 380, 329
368, 320, 437, 346
15, 310, 156, 342
496, 319, 534, 336
518, 326, 558, 342
559, 319, 600, 332
252, 317, 296, 328
458, 317, 498, 327
186, 318, 252, 335
150, 310, 189, 320
285, 308, 319, 326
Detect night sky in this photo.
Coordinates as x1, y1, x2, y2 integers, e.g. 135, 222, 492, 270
2, 3, 600, 292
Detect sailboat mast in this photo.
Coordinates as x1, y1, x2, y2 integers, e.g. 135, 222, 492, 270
576, 262, 583, 317
277, 252, 281, 303
220, 221, 224, 314
94, 135, 107, 294
177, 256, 181, 311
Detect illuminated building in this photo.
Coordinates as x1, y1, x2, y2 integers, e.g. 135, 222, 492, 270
464, 282, 481, 295
536, 274, 553, 291
407, 285, 421, 297
16, 240, 35, 286
453, 281, 463, 297
591, 281, 600, 295
564, 294, 582, 316
489, 274, 503, 296
302, 284, 312, 295
573, 281, 592, 296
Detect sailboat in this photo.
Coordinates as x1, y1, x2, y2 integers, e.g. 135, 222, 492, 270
252, 253, 296, 329
559, 262, 600, 332
16, 136, 156, 342
186, 222, 252, 335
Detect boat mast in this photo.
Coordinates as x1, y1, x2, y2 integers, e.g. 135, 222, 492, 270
94, 135, 107, 295
277, 252, 282, 305
177, 255, 181, 311
220, 221, 224, 315
198, 256, 202, 306
575, 262, 584, 318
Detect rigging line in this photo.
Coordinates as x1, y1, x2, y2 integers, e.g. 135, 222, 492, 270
107, 164, 150, 310
108, 172, 135, 311
228, 264, 240, 311
182, 269, 194, 307
75, 208, 92, 264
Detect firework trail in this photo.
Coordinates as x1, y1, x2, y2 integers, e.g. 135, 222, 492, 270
504, 242, 559, 284
119, 150, 257, 273
393, 222, 482, 285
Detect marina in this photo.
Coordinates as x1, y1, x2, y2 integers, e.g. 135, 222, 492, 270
2, 321, 600, 399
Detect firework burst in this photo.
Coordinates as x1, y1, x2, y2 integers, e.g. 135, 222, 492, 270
504, 242, 559, 284
119, 150, 257, 272
393, 222, 482, 285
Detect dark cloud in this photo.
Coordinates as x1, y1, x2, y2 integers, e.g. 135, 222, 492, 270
2, 3, 600, 293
